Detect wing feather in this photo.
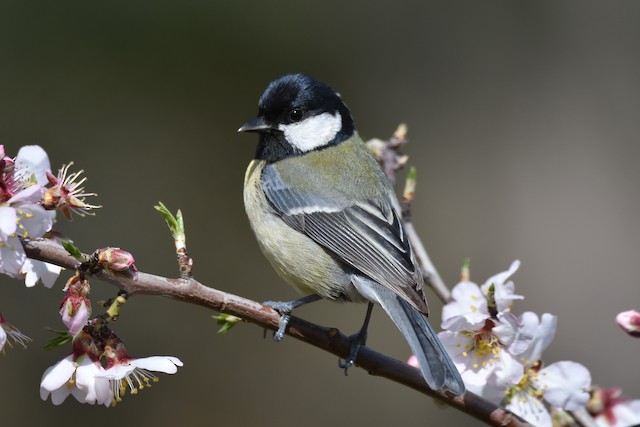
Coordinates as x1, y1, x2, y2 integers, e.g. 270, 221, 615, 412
263, 164, 427, 312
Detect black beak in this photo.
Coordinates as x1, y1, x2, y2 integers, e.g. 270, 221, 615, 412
237, 116, 273, 133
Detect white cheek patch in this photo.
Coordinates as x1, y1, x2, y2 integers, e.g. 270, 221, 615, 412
278, 112, 342, 152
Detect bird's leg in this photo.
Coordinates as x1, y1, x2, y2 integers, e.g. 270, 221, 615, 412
263, 294, 322, 342
339, 302, 374, 374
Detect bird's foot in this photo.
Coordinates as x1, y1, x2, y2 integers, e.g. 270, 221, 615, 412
338, 329, 368, 375
263, 301, 293, 342
263, 295, 322, 342
263, 300, 297, 314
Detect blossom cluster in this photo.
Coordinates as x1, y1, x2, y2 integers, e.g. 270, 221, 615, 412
40, 324, 183, 407
0, 144, 100, 354
0, 145, 182, 407
37, 270, 182, 407
424, 261, 592, 426
0, 145, 61, 287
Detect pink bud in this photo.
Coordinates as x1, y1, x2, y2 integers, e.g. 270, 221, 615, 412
61, 301, 90, 336
407, 354, 419, 368
96, 248, 136, 272
59, 275, 91, 336
616, 310, 640, 337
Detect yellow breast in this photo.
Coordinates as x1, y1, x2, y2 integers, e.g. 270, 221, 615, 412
243, 159, 360, 301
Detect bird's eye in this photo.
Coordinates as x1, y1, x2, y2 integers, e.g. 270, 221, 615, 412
289, 109, 304, 122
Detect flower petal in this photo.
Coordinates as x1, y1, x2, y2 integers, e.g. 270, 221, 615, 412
75, 360, 102, 404
0, 326, 7, 351
0, 238, 27, 277
49, 385, 73, 405
493, 312, 518, 346
98, 363, 135, 380
535, 361, 591, 411
70, 384, 91, 404
132, 356, 183, 373
94, 377, 113, 407
507, 391, 552, 427
0, 207, 17, 237
62, 302, 90, 336
438, 331, 472, 371
7, 185, 44, 205
21, 259, 62, 288
15, 145, 51, 186
441, 311, 488, 331
443, 281, 487, 321
16, 204, 53, 238
483, 260, 521, 289
519, 312, 557, 365
40, 355, 76, 391
493, 312, 536, 356
490, 351, 525, 388
481, 260, 524, 312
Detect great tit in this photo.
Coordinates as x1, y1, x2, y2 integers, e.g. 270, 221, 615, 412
239, 74, 465, 395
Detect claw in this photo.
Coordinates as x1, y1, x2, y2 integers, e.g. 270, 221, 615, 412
273, 314, 290, 342
263, 300, 296, 313
262, 295, 322, 342
338, 358, 353, 374
338, 330, 367, 374
337, 303, 374, 375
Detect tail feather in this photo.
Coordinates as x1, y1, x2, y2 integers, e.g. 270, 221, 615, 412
396, 297, 465, 395
352, 276, 465, 395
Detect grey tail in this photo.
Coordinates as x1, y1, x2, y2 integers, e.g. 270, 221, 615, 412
353, 277, 465, 395
394, 296, 465, 395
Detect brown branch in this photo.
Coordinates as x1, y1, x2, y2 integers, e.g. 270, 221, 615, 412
23, 237, 531, 427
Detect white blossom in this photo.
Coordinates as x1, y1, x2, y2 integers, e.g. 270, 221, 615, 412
98, 355, 183, 405
0, 145, 59, 287
40, 354, 112, 407
504, 361, 591, 427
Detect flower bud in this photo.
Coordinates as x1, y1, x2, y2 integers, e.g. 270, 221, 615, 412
616, 310, 640, 338
60, 275, 91, 336
94, 248, 138, 279
407, 355, 419, 368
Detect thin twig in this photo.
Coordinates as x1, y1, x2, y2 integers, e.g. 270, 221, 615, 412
367, 125, 451, 302
22, 237, 531, 427
403, 222, 452, 302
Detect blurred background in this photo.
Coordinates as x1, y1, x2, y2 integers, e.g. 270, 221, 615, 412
1, 1, 639, 426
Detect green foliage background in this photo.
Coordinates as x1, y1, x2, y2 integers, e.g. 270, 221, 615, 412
1, 1, 640, 426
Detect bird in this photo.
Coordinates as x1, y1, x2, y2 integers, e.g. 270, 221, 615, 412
238, 73, 465, 395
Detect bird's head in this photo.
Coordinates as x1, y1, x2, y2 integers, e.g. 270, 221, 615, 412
239, 74, 355, 162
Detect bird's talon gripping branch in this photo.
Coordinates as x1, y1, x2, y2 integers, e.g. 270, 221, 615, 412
273, 314, 290, 342
262, 300, 296, 313
338, 331, 367, 374
262, 295, 322, 342
262, 301, 294, 341
338, 303, 374, 375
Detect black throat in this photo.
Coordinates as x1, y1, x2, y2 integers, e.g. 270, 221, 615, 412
254, 131, 302, 163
